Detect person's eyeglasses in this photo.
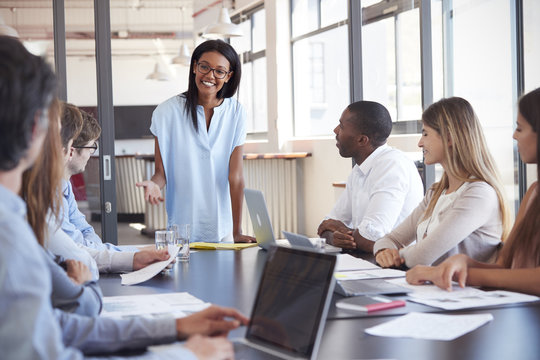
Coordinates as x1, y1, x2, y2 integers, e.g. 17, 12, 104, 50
196, 62, 230, 79
74, 141, 98, 154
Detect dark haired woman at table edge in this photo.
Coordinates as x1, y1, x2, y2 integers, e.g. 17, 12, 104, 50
407, 88, 540, 296
137, 39, 255, 244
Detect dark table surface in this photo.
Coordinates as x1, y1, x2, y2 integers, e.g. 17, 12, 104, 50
99, 247, 540, 360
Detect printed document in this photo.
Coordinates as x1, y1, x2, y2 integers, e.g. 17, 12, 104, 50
387, 278, 539, 310
120, 245, 179, 285
365, 312, 493, 341
101, 292, 210, 319
335, 254, 380, 271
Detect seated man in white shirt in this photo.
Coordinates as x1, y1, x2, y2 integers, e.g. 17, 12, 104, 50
318, 101, 424, 252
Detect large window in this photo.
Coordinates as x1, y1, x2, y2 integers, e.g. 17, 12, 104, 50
361, 1, 422, 133
231, 6, 268, 135
291, 0, 349, 137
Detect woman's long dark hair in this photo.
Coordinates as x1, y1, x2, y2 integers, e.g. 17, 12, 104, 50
500, 87, 540, 268
182, 39, 241, 131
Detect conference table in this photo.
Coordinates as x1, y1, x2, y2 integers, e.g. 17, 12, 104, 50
98, 247, 540, 360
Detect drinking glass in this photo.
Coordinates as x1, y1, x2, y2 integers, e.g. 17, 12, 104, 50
176, 224, 190, 262
155, 230, 175, 256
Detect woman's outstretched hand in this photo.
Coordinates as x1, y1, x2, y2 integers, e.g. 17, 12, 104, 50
136, 180, 164, 205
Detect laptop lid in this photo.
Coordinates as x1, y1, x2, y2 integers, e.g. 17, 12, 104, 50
282, 231, 317, 251
244, 189, 276, 250
244, 247, 336, 360
282, 231, 342, 254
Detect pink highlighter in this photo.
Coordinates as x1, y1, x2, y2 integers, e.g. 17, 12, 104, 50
336, 296, 406, 313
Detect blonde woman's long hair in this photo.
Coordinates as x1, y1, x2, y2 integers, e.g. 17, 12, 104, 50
421, 97, 510, 241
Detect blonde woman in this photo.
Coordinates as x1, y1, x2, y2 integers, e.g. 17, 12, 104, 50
374, 97, 509, 268
407, 88, 540, 296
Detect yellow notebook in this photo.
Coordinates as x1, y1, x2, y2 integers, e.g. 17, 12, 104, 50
189, 242, 258, 250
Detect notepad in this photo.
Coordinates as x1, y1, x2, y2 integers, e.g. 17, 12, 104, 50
189, 242, 259, 250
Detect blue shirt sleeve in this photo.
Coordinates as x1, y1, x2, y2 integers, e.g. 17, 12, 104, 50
45, 248, 103, 317
0, 192, 84, 359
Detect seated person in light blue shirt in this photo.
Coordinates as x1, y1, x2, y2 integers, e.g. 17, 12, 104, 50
62, 107, 123, 251
0, 35, 245, 360
44, 102, 170, 279
21, 100, 102, 315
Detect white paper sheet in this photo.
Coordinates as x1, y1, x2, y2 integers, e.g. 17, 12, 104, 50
365, 312, 494, 341
334, 268, 405, 281
120, 245, 179, 286
335, 254, 380, 271
101, 292, 210, 319
387, 278, 540, 310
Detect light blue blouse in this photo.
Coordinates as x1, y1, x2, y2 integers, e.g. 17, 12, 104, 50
151, 95, 246, 243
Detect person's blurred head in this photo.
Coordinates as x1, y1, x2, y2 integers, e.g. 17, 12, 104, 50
183, 39, 241, 131
0, 35, 56, 174
514, 88, 539, 165
60, 102, 83, 161
65, 109, 101, 177
420, 97, 509, 240
333, 101, 392, 161
22, 98, 64, 246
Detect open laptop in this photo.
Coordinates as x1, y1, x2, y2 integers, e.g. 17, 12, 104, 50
244, 188, 277, 250
244, 188, 341, 253
233, 246, 336, 360
334, 278, 411, 297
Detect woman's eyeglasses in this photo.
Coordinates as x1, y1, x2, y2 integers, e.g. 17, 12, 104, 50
74, 141, 98, 154
196, 62, 230, 79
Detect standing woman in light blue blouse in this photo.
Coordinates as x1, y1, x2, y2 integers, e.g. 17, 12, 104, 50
137, 40, 255, 243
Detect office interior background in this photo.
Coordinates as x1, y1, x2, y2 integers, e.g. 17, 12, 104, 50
1, 0, 538, 243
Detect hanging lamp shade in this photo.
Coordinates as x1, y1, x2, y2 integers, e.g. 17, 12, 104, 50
146, 62, 170, 81
172, 44, 191, 66
203, 7, 243, 39
0, 17, 18, 38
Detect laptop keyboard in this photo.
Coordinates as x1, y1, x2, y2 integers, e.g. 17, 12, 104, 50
233, 342, 283, 360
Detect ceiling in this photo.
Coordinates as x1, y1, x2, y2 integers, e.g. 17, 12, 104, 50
0, 0, 195, 41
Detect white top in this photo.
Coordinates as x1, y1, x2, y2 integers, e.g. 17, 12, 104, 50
151, 95, 246, 242
325, 144, 424, 241
46, 218, 134, 277
373, 181, 503, 267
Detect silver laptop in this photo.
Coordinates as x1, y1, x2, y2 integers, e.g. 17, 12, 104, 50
244, 188, 277, 250
244, 188, 341, 253
233, 246, 336, 360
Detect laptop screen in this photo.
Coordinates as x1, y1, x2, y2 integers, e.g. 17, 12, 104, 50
245, 247, 336, 357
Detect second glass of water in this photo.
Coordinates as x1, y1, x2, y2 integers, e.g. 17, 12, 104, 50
176, 224, 190, 262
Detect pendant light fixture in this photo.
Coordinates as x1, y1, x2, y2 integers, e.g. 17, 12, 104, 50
202, 1, 243, 39
0, 14, 19, 38
172, 5, 191, 66
146, 61, 170, 81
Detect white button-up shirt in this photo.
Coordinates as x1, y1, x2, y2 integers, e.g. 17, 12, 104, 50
326, 144, 424, 241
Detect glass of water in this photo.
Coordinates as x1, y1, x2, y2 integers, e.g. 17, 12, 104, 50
155, 230, 175, 255
176, 224, 190, 262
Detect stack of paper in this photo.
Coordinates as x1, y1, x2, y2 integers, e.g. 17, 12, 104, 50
386, 278, 540, 310
365, 312, 494, 340
335, 254, 380, 271
101, 292, 210, 319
